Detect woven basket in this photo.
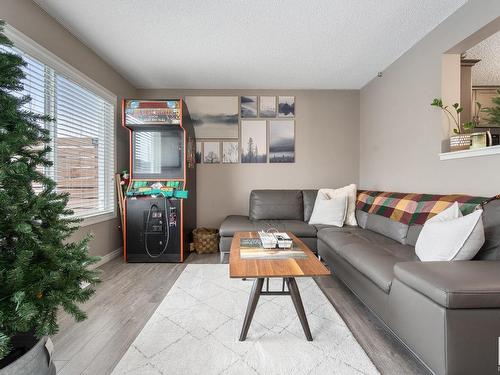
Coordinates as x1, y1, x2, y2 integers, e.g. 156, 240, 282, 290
449, 134, 471, 151
193, 228, 219, 254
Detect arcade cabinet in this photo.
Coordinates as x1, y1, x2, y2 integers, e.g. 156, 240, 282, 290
122, 99, 196, 262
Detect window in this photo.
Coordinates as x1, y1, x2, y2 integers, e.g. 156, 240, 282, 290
2, 37, 116, 220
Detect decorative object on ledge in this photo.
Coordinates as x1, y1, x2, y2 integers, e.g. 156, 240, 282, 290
470, 131, 491, 149
431, 98, 475, 151
449, 134, 471, 151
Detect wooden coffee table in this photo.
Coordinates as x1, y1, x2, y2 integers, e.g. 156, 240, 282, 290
229, 231, 330, 341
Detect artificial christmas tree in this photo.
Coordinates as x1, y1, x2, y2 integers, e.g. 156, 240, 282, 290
0, 21, 99, 371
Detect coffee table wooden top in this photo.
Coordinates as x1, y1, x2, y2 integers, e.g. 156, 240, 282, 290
229, 232, 331, 278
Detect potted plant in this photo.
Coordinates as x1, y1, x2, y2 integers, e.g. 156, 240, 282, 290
431, 98, 476, 151
0, 21, 99, 374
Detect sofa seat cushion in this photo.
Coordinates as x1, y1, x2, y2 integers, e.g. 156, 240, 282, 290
394, 261, 500, 309
313, 224, 359, 232
318, 226, 403, 247
318, 228, 416, 293
219, 215, 317, 237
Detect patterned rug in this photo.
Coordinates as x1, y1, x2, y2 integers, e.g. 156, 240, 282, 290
111, 264, 379, 375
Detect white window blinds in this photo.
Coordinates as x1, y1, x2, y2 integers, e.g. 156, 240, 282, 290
3, 44, 115, 219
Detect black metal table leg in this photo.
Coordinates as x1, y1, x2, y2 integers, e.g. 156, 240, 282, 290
286, 277, 313, 341
239, 278, 264, 341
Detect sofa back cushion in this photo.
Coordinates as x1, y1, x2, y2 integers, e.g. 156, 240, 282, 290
355, 209, 368, 228
365, 213, 409, 244
406, 224, 423, 247
249, 190, 304, 221
356, 191, 485, 225
302, 190, 318, 222
475, 198, 500, 260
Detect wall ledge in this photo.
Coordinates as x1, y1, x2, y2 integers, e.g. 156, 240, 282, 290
439, 145, 500, 160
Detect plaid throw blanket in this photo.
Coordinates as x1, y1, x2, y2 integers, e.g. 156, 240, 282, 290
356, 191, 487, 225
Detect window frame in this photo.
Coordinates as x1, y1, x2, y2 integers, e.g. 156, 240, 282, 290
5, 25, 117, 227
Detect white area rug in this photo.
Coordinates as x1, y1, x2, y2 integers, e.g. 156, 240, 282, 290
112, 264, 379, 375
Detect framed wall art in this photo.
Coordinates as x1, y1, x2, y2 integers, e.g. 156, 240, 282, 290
222, 141, 239, 163
240, 96, 258, 118
278, 96, 295, 118
203, 141, 221, 163
195, 141, 202, 163
269, 120, 295, 163
185, 96, 238, 138
259, 96, 276, 118
241, 120, 267, 163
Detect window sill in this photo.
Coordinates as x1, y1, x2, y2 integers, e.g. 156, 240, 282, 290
79, 211, 117, 227
439, 145, 500, 160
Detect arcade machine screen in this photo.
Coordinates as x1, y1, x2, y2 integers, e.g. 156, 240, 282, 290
132, 129, 183, 179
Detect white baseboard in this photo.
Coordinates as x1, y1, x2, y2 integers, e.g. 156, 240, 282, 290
90, 247, 122, 270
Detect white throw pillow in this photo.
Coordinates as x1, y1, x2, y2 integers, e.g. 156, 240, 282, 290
308, 194, 347, 227
316, 184, 358, 226
426, 201, 462, 223
415, 202, 484, 261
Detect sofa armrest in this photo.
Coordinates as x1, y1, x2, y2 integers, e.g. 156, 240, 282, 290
394, 261, 500, 309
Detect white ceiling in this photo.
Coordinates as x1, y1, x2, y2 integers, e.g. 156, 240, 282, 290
467, 31, 500, 86
34, 0, 467, 89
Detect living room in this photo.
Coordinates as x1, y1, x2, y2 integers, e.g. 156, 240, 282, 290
1, 1, 499, 375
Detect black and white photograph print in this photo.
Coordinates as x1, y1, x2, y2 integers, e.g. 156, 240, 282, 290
222, 141, 239, 163
259, 96, 276, 118
195, 142, 202, 163
241, 120, 267, 163
278, 96, 295, 118
185, 96, 238, 139
269, 120, 295, 163
203, 142, 220, 164
240, 96, 258, 118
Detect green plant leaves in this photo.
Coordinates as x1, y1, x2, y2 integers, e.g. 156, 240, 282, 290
431, 98, 443, 107
463, 122, 475, 132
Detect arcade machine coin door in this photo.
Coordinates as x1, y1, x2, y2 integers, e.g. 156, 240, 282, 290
122, 99, 196, 262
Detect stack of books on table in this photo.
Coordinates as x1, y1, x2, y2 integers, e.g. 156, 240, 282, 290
239, 237, 307, 260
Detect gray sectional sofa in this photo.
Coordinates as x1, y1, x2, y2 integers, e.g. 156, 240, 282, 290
219, 190, 320, 258
219, 189, 500, 375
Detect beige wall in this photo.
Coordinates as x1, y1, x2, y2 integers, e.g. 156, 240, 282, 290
12, 0, 495, 255
0, 1, 360, 253
0, 0, 137, 257
138, 89, 360, 228
360, 1, 500, 197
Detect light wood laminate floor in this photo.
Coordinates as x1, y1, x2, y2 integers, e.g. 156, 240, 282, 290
52, 253, 429, 375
